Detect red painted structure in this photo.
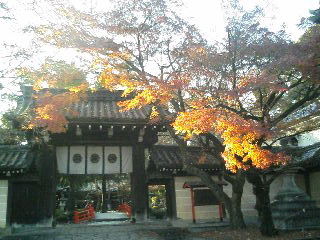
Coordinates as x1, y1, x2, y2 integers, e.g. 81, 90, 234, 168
183, 181, 227, 223
117, 202, 132, 217
74, 204, 95, 223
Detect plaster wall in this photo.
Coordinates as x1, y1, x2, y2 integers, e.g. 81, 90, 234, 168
174, 175, 284, 220
0, 180, 8, 228
174, 176, 221, 220
223, 179, 259, 217
174, 172, 310, 220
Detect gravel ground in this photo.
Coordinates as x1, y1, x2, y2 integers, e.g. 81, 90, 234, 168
193, 227, 320, 240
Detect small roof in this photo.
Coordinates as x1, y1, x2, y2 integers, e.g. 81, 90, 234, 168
0, 145, 34, 175
149, 145, 223, 171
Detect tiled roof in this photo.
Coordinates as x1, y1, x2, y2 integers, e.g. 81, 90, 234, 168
36, 89, 153, 125
67, 91, 151, 124
0, 145, 34, 174
270, 143, 320, 170
149, 145, 223, 170
298, 143, 320, 169
20, 87, 161, 125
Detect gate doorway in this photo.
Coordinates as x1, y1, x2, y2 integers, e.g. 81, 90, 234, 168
147, 178, 176, 220
148, 185, 167, 219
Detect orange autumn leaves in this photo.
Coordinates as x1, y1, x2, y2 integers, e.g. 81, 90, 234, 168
173, 108, 289, 172
96, 55, 289, 172
119, 89, 173, 110
18, 61, 88, 133
29, 90, 84, 133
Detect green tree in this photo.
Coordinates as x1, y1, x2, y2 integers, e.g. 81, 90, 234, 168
17, 58, 87, 89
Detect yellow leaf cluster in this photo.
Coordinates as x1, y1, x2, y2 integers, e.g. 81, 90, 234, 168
69, 83, 89, 93
150, 106, 160, 119
173, 109, 217, 139
215, 117, 289, 171
97, 64, 142, 92
118, 89, 173, 111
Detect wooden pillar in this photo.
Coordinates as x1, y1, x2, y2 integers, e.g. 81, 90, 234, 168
219, 202, 223, 221
165, 178, 177, 219
131, 144, 148, 221
39, 145, 56, 226
190, 187, 196, 223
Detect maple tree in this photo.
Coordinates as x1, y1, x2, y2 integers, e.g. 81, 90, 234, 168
296, 25, 320, 86
171, 3, 320, 234
23, 0, 320, 234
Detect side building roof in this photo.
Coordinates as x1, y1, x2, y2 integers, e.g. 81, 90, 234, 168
0, 145, 35, 176
148, 145, 223, 173
271, 143, 320, 171
297, 143, 320, 170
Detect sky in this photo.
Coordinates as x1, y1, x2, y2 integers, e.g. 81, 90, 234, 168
1, 0, 319, 65
0, 0, 319, 111
0, 0, 319, 141
182, 0, 319, 41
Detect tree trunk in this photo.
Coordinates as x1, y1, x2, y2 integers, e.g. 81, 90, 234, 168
230, 193, 246, 228
253, 183, 277, 236
229, 171, 246, 229
246, 170, 277, 236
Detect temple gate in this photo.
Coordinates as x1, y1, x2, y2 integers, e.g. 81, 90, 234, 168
49, 90, 161, 221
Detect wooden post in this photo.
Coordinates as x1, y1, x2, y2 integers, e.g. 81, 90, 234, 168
131, 144, 148, 222
165, 178, 177, 219
101, 175, 107, 212
190, 187, 196, 223
39, 146, 56, 226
